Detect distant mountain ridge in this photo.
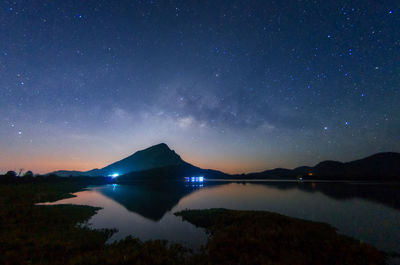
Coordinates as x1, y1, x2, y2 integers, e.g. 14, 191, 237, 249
243, 152, 400, 180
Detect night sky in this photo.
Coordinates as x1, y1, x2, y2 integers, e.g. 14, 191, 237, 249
1, 0, 399, 174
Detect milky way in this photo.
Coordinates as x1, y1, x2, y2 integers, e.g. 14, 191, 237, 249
1, 1, 399, 173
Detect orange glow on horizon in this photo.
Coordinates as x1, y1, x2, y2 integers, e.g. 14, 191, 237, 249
1, 150, 276, 175
0, 154, 108, 174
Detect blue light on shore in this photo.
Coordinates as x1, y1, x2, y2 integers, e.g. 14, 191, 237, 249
109, 173, 119, 178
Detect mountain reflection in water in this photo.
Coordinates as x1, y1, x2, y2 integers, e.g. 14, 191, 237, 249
42, 181, 400, 253
98, 183, 202, 221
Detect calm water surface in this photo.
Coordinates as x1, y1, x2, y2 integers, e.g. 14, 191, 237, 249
41, 181, 400, 253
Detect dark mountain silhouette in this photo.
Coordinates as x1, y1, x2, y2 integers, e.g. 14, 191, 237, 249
98, 143, 185, 176
52, 143, 184, 177
240, 152, 400, 180
51, 143, 227, 179
50, 142, 399, 181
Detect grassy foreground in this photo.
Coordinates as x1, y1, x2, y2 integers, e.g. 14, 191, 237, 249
175, 208, 386, 265
0, 181, 386, 265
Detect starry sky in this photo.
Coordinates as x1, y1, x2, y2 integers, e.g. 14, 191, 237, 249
1, 0, 399, 174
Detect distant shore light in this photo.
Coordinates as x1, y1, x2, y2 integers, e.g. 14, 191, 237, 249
185, 176, 204, 182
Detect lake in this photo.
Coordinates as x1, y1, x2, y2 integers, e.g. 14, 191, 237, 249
40, 181, 400, 253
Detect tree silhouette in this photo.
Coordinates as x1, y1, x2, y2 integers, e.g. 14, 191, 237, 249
24, 171, 34, 177
5, 171, 17, 177
1, 171, 17, 183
